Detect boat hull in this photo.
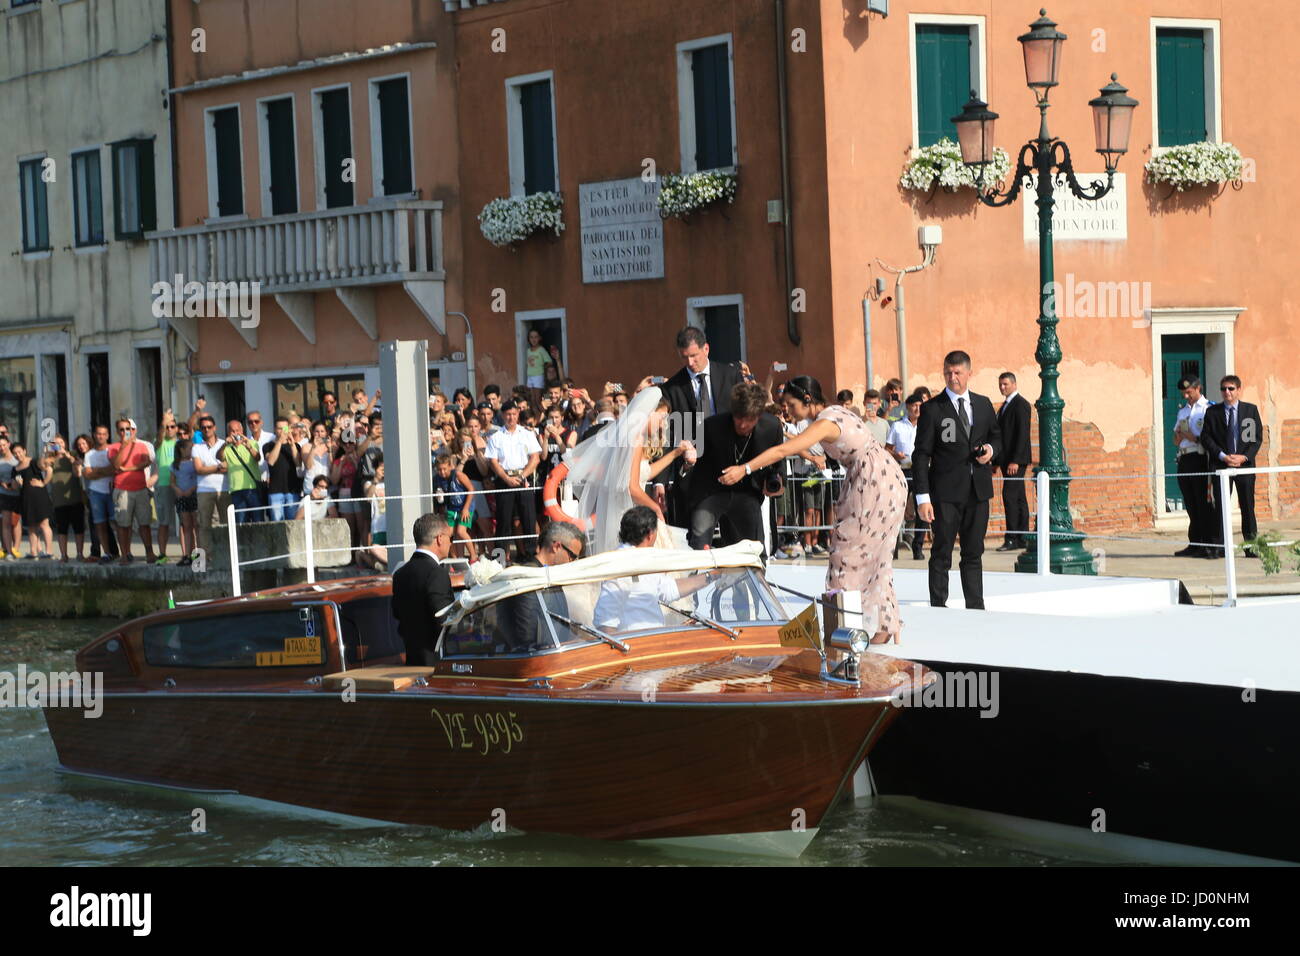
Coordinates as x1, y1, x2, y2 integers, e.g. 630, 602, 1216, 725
44, 691, 898, 850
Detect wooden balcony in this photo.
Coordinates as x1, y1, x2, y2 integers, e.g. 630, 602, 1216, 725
147, 200, 446, 348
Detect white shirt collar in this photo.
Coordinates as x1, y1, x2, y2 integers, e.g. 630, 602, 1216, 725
415, 548, 441, 562
1002, 391, 1019, 403
945, 387, 970, 405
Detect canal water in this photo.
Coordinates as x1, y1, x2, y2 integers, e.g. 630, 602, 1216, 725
1, 617, 1119, 867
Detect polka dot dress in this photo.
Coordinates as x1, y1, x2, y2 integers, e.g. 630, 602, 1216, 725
817, 405, 909, 641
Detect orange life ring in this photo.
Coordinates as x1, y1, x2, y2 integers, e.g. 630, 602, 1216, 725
541, 461, 596, 531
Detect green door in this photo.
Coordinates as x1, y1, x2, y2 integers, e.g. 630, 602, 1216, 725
1161, 334, 1205, 504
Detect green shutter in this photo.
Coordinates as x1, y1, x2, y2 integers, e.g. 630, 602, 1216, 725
377, 78, 413, 196
320, 89, 354, 209
265, 99, 298, 214
520, 80, 555, 194
1156, 28, 1207, 146
916, 25, 971, 147
137, 139, 156, 233
212, 107, 244, 217
692, 44, 734, 170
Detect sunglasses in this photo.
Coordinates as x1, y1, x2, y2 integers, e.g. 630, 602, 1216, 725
1221, 386, 1238, 392
561, 543, 582, 561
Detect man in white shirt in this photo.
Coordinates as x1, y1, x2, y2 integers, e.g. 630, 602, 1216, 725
1172, 376, 1213, 558
80, 425, 118, 562
886, 393, 925, 560
862, 389, 889, 446
594, 506, 716, 633
485, 401, 542, 561
246, 410, 275, 522
190, 414, 230, 557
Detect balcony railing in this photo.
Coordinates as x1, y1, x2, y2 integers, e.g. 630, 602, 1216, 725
148, 200, 444, 293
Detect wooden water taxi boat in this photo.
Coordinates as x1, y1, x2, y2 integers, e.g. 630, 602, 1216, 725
43, 543, 929, 857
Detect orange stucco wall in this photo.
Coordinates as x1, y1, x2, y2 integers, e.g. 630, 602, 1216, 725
168, 0, 464, 375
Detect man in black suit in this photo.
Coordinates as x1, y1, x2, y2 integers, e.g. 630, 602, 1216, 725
502, 521, 584, 651
1200, 375, 1264, 557
390, 512, 455, 665
912, 351, 1002, 610
994, 372, 1032, 551
682, 382, 784, 555
663, 327, 743, 524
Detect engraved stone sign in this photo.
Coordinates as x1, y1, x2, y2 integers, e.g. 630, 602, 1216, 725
580, 177, 664, 283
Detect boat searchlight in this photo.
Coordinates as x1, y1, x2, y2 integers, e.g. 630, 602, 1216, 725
826, 628, 871, 684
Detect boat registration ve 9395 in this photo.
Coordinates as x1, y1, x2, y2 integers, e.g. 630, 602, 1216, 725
41, 541, 931, 858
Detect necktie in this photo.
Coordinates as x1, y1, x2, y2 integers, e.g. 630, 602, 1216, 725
1228, 407, 1237, 454
698, 372, 712, 415
957, 396, 970, 433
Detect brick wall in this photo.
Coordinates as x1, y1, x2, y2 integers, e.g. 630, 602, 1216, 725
1274, 419, 1300, 519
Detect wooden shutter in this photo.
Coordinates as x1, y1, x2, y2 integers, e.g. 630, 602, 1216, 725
520, 80, 555, 195
320, 89, 354, 208
212, 108, 243, 217
1156, 28, 1207, 146
264, 99, 298, 215
916, 25, 972, 147
377, 78, 413, 196
692, 44, 734, 170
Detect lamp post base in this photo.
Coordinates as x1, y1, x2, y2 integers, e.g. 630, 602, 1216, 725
1014, 538, 1097, 575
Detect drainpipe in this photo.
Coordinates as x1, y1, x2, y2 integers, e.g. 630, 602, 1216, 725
775, 0, 798, 346
447, 311, 475, 397
877, 244, 937, 392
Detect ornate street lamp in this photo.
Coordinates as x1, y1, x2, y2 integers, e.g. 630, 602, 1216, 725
950, 9, 1138, 575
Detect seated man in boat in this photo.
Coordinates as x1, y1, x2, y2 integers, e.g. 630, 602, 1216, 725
501, 520, 586, 652
593, 506, 716, 634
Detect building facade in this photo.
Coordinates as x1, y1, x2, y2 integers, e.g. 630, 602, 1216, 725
1, 0, 174, 446
132, 0, 1297, 532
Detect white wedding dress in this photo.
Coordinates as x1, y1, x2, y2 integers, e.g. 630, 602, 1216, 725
563, 386, 688, 555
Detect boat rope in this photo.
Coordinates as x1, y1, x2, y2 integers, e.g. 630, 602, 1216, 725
765, 580, 867, 617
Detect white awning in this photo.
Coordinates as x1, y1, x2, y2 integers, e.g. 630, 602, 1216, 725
442, 541, 765, 625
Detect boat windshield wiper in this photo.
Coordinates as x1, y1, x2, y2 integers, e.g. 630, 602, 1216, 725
546, 609, 630, 653
659, 600, 739, 640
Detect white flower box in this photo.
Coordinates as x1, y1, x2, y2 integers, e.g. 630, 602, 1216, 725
478, 191, 565, 247
656, 170, 739, 220
900, 137, 1013, 194
1145, 142, 1244, 192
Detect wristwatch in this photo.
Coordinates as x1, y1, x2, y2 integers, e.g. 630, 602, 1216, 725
744, 464, 752, 476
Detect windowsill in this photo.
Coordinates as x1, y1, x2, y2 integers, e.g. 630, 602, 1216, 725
73, 242, 108, 255
204, 213, 250, 225
21, 249, 52, 261
1150, 140, 1219, 156
7, 4, 42, 19
367, 191, 421, 205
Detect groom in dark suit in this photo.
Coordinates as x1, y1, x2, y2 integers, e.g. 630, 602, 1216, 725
1200, 375, 1263, 556
663, 327, 743, 524
912, 351, 1002, 609
683, 382, 784, 555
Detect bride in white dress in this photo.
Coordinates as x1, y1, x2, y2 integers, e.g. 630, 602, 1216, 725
563, 384, 693, 554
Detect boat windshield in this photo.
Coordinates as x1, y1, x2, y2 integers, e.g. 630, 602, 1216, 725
437, 569, 788, 658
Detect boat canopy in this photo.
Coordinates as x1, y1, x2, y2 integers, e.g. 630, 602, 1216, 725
441, 540, 766, 625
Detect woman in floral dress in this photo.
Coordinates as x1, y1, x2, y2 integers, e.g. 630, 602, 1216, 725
720, 375, 908, 643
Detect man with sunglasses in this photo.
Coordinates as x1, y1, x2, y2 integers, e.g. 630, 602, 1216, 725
391, 512, 457, 666
1201, 375, 1263, 558
501, 521, 585, 652
246, 411, 275, 522
191, 415, 230, 556
107, 417, 158, 565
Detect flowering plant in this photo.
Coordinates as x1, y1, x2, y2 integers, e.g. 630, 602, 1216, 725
900, 137, 1013, 193
657, 170, 739, 219
478, 191, 565, 247
1145, 142, 1244, 191
464, 557, 505, 587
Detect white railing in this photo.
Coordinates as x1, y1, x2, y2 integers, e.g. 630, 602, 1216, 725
221, 464, 1300, 606
148, 199, 444, 293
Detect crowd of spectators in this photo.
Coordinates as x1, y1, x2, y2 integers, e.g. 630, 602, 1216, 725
0, 348, 948, 569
